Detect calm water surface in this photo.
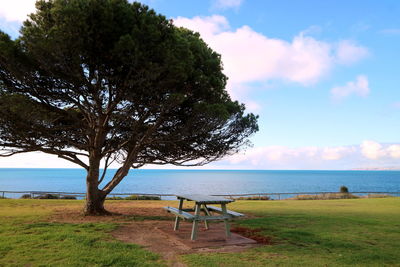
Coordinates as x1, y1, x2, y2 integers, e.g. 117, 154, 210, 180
0, 169, 399, 196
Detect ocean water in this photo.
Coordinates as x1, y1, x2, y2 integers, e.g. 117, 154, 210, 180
0, 169, 399, 198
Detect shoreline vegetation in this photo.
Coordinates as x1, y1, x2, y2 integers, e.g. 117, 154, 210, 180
0, 192, 395, 201
2, 186, 396, 201
237, 192, 395, 200
289, 192, 393, 200
0, 192, 397, 201
16, 193, 162, 201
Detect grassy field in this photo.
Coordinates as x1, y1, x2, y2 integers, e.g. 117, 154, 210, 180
184, 198, 400, 266
0, 199, 163, 266
0, 198, 399, 266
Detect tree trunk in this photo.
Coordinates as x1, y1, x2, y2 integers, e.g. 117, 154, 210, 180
84, 156, 109, 215
84, 187, 108, 215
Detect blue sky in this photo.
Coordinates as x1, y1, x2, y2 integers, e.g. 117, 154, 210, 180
0, 0, 399, 169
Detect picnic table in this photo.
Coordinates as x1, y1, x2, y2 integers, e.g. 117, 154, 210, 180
164, 194, 244, 240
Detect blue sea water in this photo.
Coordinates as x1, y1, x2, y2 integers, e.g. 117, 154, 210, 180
0, 169, 399, 197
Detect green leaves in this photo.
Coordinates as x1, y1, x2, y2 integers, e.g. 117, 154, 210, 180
0, 0, 258, 168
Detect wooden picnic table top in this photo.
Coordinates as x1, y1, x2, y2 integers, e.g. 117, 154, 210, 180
176, 194, 234, 204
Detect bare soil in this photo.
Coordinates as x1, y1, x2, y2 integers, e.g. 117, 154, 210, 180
50, 201, 176, 223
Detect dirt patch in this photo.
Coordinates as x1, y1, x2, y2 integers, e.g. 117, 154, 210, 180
112, 221, 189, 267
157, 222, 258, 249
50, 201, 176, 223
112, 221, 259, 267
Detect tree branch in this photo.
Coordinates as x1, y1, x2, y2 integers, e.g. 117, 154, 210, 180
98, 153, 115, 185
0, 144, 89, 169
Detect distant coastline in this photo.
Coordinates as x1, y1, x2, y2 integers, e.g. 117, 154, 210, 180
351, 167, 400, 171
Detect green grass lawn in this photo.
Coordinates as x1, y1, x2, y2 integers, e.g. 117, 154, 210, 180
0, 198, 399, 266
0, 199, 163, 266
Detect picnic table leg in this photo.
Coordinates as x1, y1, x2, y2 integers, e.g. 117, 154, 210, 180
221, 203, 231, 238
191, 203, 201, 240
203, 204, 211, 230
174, 198, 184, 231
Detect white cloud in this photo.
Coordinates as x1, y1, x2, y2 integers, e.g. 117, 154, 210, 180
224, 141, 400, 169
321, 146, 353, 160
336, 40, 369, 65
0, 0, 36, 22
360, 140, 386, 159
212, 0, 244, 9
360, 141, 400, 160
387, 145, 400, 158
2, 141, 400, 169
229, 146, 296, 165
0, 151, 79, 168
174, 16, 334, 86
228, 145, 355, 165
173, 15, 369, 105
174, 15, 229, 38
331, 75, 370, 100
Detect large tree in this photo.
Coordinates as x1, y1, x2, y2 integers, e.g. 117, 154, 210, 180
0, 0, 258, 215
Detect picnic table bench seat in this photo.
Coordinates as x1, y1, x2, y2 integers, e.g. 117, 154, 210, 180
164, 206, 195, 221
206, 205, 245, 217
164, 206, 233, 221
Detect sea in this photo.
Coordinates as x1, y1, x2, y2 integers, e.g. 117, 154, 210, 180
0, 169, 399, 199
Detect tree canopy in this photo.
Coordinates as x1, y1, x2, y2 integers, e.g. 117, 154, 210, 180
0, 0, 258, 214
